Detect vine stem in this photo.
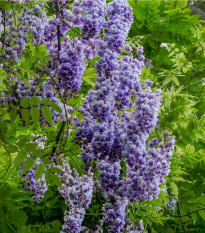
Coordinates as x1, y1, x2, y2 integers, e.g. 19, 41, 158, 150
168, 207, 205, 217
198, 85, 205, 98
87, 57, 96, 68
177, 200, 187, 233
183, 78, 205, 90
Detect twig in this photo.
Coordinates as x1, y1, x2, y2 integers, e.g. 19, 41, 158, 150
87, 57, 95, 68
181, 65, 205, 84
177, 201, 187, 233
183, 78, 205, 90
169, 207, 205, 217
10, 1, 17, 26
51, 121, 66, 157
0, 10, 6, 53
198, 85, 205, 98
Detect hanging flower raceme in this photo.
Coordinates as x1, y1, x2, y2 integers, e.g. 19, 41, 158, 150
56, 158, 94, 233
96, 0, 133, 75
81, 0, 106, 39
47, 36, 86, 97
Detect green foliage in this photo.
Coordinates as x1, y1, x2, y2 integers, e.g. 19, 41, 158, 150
0, 0, 205, 232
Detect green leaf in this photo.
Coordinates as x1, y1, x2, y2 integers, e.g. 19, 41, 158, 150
32, 149, 46, 158
0, 184, 11, 200
20, 98, 30, 108
21, 157, 35, 174
35, 164, 44, 180
14, 151, 27, 167
41, 99, 51, 105
10, 210, 27, 224
172, 76, 180, 86
45, 170, 52, 184
21, 109, 30, 125
41, 106, 52, 125
49, 167, 63, 173
17, 138, 28, 147
41, 157, 53, 165
185, 144, 195, 155
25, 143, 37, 152
9, 110, 17, 122
0, 70, 8, 91
30, 96, 40, 106
21, 62, 38, 78
82, 68, 96, 86
51, 174, 62, 187
7, 145, 18, 153
170, 182, 178, 201
49, 102, 62, 113
30, 107, 40, 125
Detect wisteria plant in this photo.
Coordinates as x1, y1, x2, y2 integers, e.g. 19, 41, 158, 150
0, 0, 176, 232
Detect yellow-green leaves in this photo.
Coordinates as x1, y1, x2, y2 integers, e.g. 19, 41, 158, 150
41, 106, 52, 125
170, 182, 178, 201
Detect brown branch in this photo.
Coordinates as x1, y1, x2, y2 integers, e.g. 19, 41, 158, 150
183, 78, 205, 90
169, 207, 205, 218
87, 57, 96, 68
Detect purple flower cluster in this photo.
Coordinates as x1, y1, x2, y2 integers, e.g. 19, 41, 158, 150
111, 55, 143, 110
47, 36, 86, 97
98, 160, 121, 193
119, 136, 175, 203
81, 0, 106, 39
103, 195, 128, 233
123, 219, 144, 233
96, 0, 133, 75
75, 45, 174, 230
165, 194, 177, 214
19, 137, 47, 203
61, 207, 85, 233
105, 0, 133, 53
75, 75, 120, 168
19, 158, 47, 203
0, 5, 46, 63
57, 159, 93, 233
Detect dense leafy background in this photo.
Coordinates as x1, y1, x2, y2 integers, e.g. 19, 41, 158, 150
0, 0, 205, 232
